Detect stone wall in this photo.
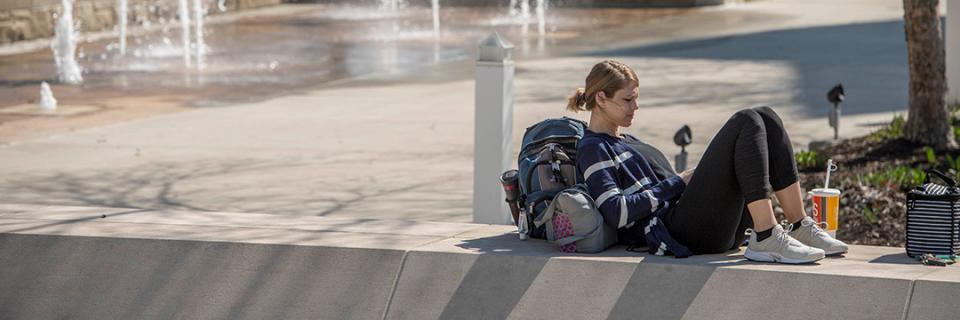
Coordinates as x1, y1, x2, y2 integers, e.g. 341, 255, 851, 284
0, 0, 282, 45
292, 0, 726, 7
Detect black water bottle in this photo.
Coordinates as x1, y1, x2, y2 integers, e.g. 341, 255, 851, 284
500, 169, 527, 240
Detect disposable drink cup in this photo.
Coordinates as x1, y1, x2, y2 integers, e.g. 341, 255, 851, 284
808, 188, 840, 237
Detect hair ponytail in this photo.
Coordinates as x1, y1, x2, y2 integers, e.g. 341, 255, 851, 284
566, 88, 587, 113
564, 60, 638, 114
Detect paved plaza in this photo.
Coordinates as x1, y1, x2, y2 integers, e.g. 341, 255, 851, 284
0, 0, 915, 222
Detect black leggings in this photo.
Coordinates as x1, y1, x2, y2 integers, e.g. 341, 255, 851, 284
663, 106, 799, 254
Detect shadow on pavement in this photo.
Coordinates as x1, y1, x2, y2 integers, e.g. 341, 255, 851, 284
869, 252, 917, 265
585, 19, 911, 118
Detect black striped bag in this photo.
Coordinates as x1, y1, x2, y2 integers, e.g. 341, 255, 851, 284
905, 169, 960, 258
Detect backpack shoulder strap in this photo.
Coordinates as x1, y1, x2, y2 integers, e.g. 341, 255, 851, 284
532, 192, 559, 229
568, 184, 592, 195
525, 190, 557, 211
532, 185, 590, 228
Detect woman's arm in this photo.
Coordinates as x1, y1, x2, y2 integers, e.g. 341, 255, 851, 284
679, 168, 694, 185
578, 142, 686, 229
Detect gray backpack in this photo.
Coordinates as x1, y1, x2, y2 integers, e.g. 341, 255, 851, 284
533, 185, 618, 253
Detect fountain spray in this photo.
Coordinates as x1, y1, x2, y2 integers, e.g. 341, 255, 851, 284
536, 0, 545, 37
508, 0, 518, 16
381, 0, 398, 11
53, 0, 82, 84
193, 0, 205, 70
520, 0, 529, 42
39, 82, 58, 112
117, 0, 127, 56
432, 0, 440, 39
178, 0, 191, 68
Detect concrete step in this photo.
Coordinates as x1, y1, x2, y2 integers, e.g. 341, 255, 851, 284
0, 203, 956, 320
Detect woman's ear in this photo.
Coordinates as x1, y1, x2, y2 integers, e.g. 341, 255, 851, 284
596, 91, 607, 107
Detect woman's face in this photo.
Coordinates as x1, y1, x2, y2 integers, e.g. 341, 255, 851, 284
599, 84, 639, 128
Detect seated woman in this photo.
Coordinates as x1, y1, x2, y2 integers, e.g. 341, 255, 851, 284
569, 60, 848, 264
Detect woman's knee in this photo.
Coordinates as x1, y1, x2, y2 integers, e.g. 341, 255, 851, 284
752, 106, 787, 129
731, 108, 765, 129
751, 106, 778, 119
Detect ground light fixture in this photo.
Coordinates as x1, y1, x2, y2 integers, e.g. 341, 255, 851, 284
674, 125, 692, 172
827, 83, 844, 140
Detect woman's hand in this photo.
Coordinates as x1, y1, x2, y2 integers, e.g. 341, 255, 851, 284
679, 168, 695, 185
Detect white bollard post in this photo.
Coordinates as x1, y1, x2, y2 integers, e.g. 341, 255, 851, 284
473, 32, 515, 225
948, 0, 960, 105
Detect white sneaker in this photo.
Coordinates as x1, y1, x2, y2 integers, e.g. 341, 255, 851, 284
744, 224, 825, 264
787, 217, 849, 256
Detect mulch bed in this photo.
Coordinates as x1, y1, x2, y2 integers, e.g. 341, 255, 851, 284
796, 135, 933, 247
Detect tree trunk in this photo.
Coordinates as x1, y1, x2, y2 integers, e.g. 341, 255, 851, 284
903, 0, 956, 149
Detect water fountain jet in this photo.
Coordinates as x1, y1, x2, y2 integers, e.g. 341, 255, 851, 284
381, 0, 401, 11
52, 0, 83, 84
536, 0, 546, 37
39, 82, 58, 111
117, 0, 127, 56
178, 0, 191, 68
432, 0, 440, 39
193, 0, 206, 69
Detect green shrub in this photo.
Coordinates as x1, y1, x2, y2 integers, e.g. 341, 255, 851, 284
945, 154, 960, 177
861, 165, 926, 191
953, 111, 960, 141
926, 146, 938, 166
881, 112, 960, 142
869, 114, 905, 142
862, 205, 878, 224
924, 148, 960, 182
795, 150, 826, 171
869, 112, 960, 143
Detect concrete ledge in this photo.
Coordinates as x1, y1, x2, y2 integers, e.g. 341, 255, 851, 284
907, 271, 960, 319
0, 203, 957, 319
0, 234, 403, 319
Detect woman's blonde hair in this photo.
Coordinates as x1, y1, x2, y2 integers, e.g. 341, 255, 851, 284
566, 60, 638, 113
